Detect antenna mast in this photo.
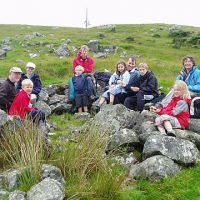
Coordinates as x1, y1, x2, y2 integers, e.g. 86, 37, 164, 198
85, 8, 89, 28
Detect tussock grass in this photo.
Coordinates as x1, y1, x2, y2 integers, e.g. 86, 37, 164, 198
53, 125, 125, 199
0, 119, 47, 190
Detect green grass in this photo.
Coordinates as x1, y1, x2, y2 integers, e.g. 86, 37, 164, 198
120, 164, 200, 200
1, 23, 200, 199
1, 23, 200, 89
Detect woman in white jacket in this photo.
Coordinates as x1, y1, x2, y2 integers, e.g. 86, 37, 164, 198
98, 60, 130, 106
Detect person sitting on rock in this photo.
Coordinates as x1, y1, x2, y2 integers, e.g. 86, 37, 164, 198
150, 80, 191, 137
69, 65, 89, 113
124, 63, 158, 111
114, 56, 140, 104
98, 60, 130, 107
16, 62, 42, 104
0, 67, 22, 112
9, 79, 47, 132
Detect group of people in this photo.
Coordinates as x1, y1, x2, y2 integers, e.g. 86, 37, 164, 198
1, 43, 200, 138
70, 49, 200, 137
0, 62, 46, 132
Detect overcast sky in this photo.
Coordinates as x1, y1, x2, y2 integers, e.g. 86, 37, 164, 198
1, 0, 200, 28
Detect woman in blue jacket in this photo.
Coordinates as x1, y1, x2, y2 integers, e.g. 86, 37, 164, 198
16, 62, 42, 103
177, 55, 200, 97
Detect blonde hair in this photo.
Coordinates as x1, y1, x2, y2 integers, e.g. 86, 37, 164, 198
22, 79, 33, 88
81, 45, 89, 51
173, 80, 191, 99
75, 65, 84, 72
138, 63, 148, 69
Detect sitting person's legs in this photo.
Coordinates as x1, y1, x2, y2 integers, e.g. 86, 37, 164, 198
124, 96, 137, 110
136, 91, 145, 112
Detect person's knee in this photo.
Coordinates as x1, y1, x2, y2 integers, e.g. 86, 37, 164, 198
124, 97, 132, 109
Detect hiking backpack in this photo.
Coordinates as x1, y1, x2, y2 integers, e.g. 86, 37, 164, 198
190, 97, 200, 118
93, 71, 112, 91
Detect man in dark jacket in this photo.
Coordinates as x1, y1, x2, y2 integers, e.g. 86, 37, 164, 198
0, 67, 22, 112
124, 63, 158, 111
16, 62, 42, 102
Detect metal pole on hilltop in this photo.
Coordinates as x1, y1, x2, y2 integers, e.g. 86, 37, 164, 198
85, 8, 89, 29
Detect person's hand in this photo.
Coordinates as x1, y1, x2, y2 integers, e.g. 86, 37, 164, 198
130, 87, 139, 92
150, 106, 160, 113
121, 82, 126, 87
117, 80, 123, 85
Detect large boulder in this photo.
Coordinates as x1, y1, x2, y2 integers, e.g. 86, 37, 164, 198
188, 118, 200, 134
143, 135, 200, 165
175, 129, 200, 150
35, 101, 51, 117
92, 104, 145, 135
1, 169, 21, 190
9, 190, 26, 200
129, 155, 181, 181
42, 164, 64, 184
0, 49, 6, 59
27, 177, 64, 200
107, 128, 140, 151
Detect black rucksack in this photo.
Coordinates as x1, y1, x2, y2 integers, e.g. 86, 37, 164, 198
190, 98, 200, 119
94, 71, 112, 90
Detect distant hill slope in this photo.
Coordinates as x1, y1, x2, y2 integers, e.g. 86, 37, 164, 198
0, 23, 200, 89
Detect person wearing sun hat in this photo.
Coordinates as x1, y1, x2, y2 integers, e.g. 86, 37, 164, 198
16, 62, 42, 103
0, 66, 22, 112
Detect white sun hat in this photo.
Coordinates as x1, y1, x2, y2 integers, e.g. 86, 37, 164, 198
26, 62, 36, 69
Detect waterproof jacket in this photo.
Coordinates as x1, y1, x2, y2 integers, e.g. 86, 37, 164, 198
69, 74, 88, 100
177, 66, 200, 93
125, 68, 140, 92
16, 73, 42, 95
158, 96, 191, 129
139, 71, 158, 97
9, 90, 36, 120
72, 51, 94, 74
0, 79, 17, 112
109, 71, 130, 93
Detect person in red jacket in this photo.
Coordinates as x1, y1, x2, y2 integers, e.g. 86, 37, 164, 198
9, 79, 46, 132
9, 79, 36, 120
150, 80, 191, 137
70, 45, 96, 103
9, 79, 50, 157
72, 45, 94, 74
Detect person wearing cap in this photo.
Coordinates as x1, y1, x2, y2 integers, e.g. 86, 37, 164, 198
16, 62, 42, 102
0, 67, 22, 112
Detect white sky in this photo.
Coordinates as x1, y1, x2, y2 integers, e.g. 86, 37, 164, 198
1, 0, 200, 28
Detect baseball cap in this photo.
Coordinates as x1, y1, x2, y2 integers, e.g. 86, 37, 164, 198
26, 62, 36, 69
9, 67, 22, 73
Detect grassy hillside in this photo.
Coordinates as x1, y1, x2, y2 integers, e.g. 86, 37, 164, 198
1, 24, 200, 199
1, 23, 200, 89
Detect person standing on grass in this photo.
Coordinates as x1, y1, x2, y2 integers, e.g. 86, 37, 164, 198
150, 80, 191, 137
16, 62, 42, 104
0, 67, 22, 112
72, 45, 96, 99
69, 65, 89, 113
98, 60, 130, 107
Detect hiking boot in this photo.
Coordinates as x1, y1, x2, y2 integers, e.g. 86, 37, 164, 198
95, 105, 101, 113
167, 130, 176, 137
